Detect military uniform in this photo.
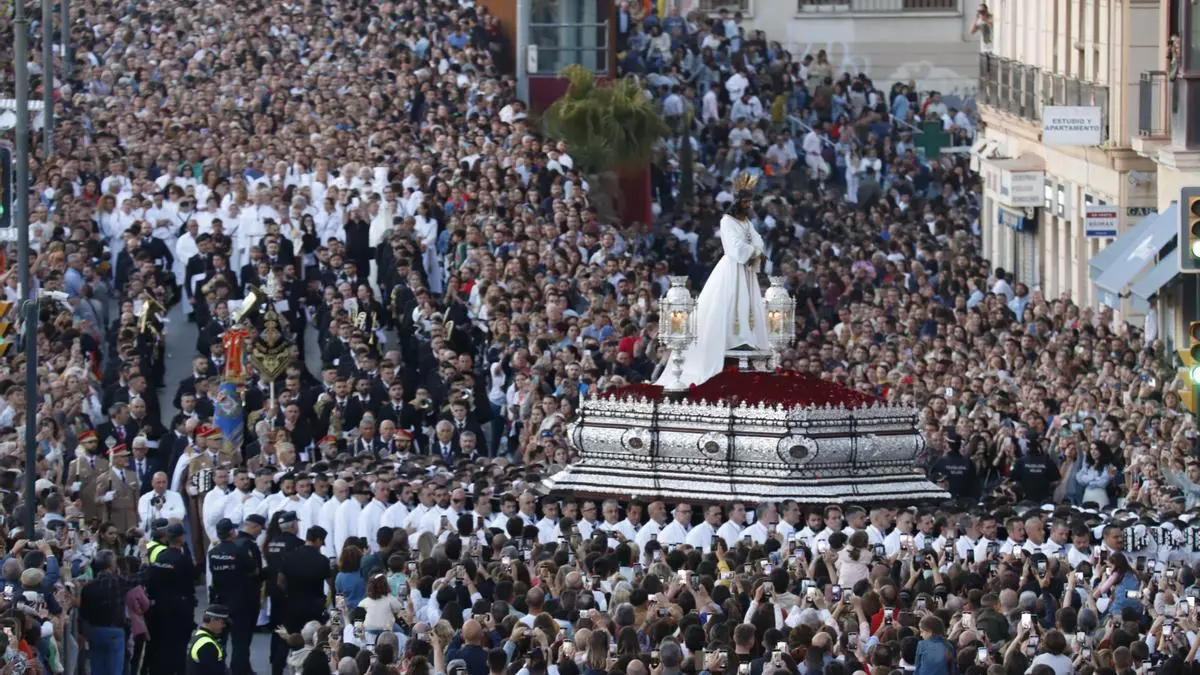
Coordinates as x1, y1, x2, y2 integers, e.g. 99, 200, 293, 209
97, 446, 140, 530
184, 448, 216, 563
209, 521, 257, 675
67, 451, 110, 520
146, 529, 197, 675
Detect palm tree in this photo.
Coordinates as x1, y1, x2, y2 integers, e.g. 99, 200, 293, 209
542, 65, 670, 219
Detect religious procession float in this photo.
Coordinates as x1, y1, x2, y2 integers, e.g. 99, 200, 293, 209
542, 177, 947, 505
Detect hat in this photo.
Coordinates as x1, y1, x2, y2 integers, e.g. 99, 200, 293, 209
195, 424, 211, 437
215, 518, 236, 539
245, 514, 266, 527
78, 430, 97, 442
166, 523, 186, 538
278, 511, 298, 526
395, 429, 413, 441
318, 435, 338, 446
150, 518, 170, 531
34, 478, 54, 494
203, 426, 222, 438
446, 659, 469, 675
110, 443, 129, 457
203, 604, 230, 620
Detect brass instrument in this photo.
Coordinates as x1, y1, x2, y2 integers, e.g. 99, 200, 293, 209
235, 284, 268, 324
136, 294, 165, 337
200, 274, 226, 296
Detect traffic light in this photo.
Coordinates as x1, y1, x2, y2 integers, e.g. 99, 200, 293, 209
1182, 187, 1200, 272
0, 145, 10, 230
0, 302, 14, 358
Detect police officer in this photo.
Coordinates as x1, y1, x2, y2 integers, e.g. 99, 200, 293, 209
148, 523, 198, 675
264, 511, 303, 675
187, 604, 230, 675
145, 518, 170, 564
208, 518, 256, 675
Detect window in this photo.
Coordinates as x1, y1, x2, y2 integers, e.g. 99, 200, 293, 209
698, 0, 751, 11
1056, 185, 1066, 217
1044, 180, 1055, 210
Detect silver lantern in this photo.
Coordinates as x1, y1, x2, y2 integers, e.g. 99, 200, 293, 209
763, 276, 795, 366
658, 276, 697, 392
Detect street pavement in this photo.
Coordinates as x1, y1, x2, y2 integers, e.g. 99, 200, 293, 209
157, 300, 323, 674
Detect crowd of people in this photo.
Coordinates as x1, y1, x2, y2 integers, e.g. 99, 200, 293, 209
0, 1, 1195, 675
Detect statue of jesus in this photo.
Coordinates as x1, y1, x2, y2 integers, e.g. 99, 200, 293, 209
656, 174, 768, 388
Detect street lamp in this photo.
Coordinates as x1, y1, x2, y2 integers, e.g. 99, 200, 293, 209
658, 276, 696, 392
764, 276, 795, 367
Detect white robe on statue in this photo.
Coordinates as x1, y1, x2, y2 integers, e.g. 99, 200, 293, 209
656, 213, 768, 388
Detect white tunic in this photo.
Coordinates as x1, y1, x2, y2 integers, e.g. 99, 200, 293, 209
334, 498, 363, 557
357, 500, 388, 551
654, 213, 768, 388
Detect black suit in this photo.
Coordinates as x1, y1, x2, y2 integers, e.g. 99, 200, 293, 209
96, 420, 135, 449
432, 439, 460, 465
197, 318, 231, 357
131, 456, 161, 495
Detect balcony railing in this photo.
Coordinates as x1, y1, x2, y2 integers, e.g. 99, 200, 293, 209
978, 54, 1111, 142
1137, 71, 1171, 138
798, 0, 959, 11
696, 0, 751, 11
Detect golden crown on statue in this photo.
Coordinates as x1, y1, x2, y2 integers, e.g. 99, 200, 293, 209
732, 173, 758, 192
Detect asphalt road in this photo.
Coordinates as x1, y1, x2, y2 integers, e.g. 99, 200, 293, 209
159, 300, 323, 674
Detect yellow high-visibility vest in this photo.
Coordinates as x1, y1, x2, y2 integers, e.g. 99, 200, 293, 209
189, 629, 223, 662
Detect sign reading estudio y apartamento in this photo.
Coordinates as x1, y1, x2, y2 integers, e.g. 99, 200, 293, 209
1043, 106, 1104, 146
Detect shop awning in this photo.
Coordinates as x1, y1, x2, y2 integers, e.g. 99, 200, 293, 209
1093, 203, 1178, 306
1088, 207, 1166, 282
1130, 254, 1178, 301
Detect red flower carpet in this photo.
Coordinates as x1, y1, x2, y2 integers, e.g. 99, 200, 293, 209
601, 368, 879, 409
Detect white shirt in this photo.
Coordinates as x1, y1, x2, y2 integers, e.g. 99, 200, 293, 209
357, 500, 389, 552
380, 501, 410, 530
403, 503, 433, 532
419, 506, 459, 538
202, 486, 231, 542
685, 521, 719, 553
725, 72, 749, 99
334, 497, 364, 557
658, 520, 690, 548
319, 495, 347, 557
716, 520, 746, 548
702, 89, 719, 124
634, 520, 665, 552
138, 489, 186, 531
536, 517, 561, 545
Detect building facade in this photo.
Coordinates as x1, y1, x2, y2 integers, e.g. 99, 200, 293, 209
706, 0, 981, 96
1126, 0, 1200, 361
973, 0, 1162, 316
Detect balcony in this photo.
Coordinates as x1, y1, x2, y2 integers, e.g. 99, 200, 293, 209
1132, 71, 1172, 158
696, 0, 752, 11
978, 54, 1111, 142
797, 0, 960, 12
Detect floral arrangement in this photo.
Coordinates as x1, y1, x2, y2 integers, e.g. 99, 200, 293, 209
599, 368, 879, 409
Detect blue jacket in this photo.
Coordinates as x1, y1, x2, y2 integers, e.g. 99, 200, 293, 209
914, 636, 955, 675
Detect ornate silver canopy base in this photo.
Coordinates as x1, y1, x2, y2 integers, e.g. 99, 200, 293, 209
541, 369, 949, 506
